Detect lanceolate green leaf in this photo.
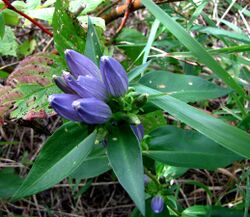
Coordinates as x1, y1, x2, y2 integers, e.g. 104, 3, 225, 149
145, 126, 241, 169
0, 169, 23, 199
13, 122, 96, 199
84, 17, 103, 65
128, 61, 151, 82
0, 13, 5, 39
142, 19, 160, 64
187, 0, 208, 30
135, 84, 250, 159
70, 148, 110, 179
141, 0, 246, 97
182, 205, 249, 217
107, 124, 145, 215
192, 26, 250, 44
139, 71, 231, 102
52, 0, 86, 57
167, 45, 250, 59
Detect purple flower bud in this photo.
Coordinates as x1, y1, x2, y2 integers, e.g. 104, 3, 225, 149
53, 75, 76, 94
63, 72, 107, 101
100, 56, 128, 97
48, 94, 81, 122
131, 124, 144, 141
73, 98, 112, 124
144, 175, 150, 186
77, 75, 107, 101
151, 196, 164, 214
65, 49, 101, 80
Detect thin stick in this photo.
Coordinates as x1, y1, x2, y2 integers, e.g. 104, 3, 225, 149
116, 0, 133, 34
2, 0, 53, 37
101, 0, 187, 24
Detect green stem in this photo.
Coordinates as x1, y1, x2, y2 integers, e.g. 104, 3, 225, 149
165, 199, 182, 216
144, 167, 159, 188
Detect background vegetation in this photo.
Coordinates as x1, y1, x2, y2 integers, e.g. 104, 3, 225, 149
0, 0, 249, 216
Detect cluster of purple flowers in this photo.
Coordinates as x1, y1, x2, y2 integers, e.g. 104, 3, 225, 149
49, 50, 128, 124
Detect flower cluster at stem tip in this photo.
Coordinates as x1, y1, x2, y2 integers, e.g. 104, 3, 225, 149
48, 49, 130, 125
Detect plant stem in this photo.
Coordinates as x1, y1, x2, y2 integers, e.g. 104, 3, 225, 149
2, 0, 53, 37
144, 167, 159, 187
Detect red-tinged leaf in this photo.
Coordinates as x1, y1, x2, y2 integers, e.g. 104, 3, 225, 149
7, 53, 55, 87
0, 52, 64, 123
0, 85, 22, 124
23, 110, 49, 121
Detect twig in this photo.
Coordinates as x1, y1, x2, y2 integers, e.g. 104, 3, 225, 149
96, 0, 121, 17
116, 0, 134, 34
101, 0, 187, 24
73, 3, 86, 17
2, 0, 53, 37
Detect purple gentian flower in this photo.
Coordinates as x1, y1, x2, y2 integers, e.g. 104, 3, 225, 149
49, 49, 129, 124
100, 56, 128, 97
53, 75, 76, 94
131, 124, 144, 142
65, 49, 101, 80
63, 72, 107, 101
151, 196, 164, 214
48, 94, 81, 122
73, 98, 112, 124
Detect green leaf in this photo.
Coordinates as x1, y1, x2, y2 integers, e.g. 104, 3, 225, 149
115, 28, 146, 63
9, 53, 65, 119
13, 122, 96, 199
135, 84, 250, 159
69, 0, 104, 14
141, 0, 246, 97
182, 205, 249, 217
0, 12, 5, 39
0, 3, 20, 26
145, 126, 241, 170
52, 0, 86, 57
84, 16, 103, 65
78, 16, 105, 30
128, 61, 151, 82
192, 25, 250, 44
140, 110, 166, 134
26, 0, 41, 9
139, 70, 231, 102
26, 7, 54, 23
0, 168, 23, 199
107, 124, 145, 215
70, 147, 110, 179
0, 26, 18, 56
143, 19, 160, 64
18, 39, 36, 57
187, 1, 209, 30
0, 70, 9, 78
11, 83, 58, 119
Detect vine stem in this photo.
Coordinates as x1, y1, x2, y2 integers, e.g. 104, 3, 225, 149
2, 0, 53, 37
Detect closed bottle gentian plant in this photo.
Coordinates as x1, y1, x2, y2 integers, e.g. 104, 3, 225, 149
13, 4, 250, 217
48, 49, 149, 215
49, 49, 132, 125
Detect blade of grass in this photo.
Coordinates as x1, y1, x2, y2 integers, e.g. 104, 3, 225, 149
187, 0, 209, 30
142, 19, 160, 64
